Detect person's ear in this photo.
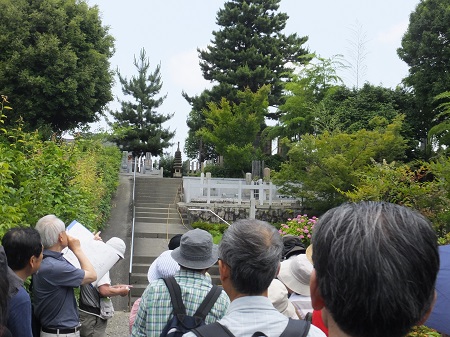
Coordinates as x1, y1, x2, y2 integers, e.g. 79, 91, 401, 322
416, 290, 437, 325
218, 259, 229, 283
310, 269, 325, 310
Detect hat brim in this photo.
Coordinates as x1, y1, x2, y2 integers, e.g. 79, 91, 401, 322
277, 260, 311, 296
171, 244, 218, 269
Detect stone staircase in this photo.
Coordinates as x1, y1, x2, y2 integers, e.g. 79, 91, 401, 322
129, 177, 222, 305
130, 177, 187, 301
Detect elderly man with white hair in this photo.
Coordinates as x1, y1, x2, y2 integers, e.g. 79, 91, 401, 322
33, 214, 97, 337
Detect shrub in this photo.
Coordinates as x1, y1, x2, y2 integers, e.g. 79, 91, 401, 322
277, 214, 317, 247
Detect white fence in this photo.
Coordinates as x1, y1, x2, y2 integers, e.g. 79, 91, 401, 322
182, 175, 297, 206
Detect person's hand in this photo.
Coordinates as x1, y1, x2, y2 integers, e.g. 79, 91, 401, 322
111, 284, 132, 296
67, 235, 81, 252
93, 231, 102, 241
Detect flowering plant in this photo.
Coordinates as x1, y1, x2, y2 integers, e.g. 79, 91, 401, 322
278, 214, 317, 247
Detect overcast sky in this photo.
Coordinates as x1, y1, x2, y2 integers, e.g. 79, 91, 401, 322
87, 0, 419, 158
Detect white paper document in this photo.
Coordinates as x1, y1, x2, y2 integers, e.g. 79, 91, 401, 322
63, 220, 120, 286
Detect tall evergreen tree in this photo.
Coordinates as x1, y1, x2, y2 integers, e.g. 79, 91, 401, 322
185, 0, 309, 160
397, 0, 450, 157
110, 49, 174, 157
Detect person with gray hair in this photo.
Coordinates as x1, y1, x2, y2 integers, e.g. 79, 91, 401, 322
187, 219, 325, 337
310, 201, 439, 337
33, 214, 97, 337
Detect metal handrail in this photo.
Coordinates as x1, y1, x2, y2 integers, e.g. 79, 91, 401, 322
128, 156, 137, 309
187, 208, 231, 226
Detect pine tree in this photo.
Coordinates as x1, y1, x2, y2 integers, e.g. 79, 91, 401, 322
185, 0, 309, 161
199, 0, 309, 109
110, 49, 174, 156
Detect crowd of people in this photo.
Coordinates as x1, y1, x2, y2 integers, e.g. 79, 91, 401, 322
0, 201, 447, 337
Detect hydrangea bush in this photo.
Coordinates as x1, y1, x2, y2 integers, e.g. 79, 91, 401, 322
278, 214, 317, 247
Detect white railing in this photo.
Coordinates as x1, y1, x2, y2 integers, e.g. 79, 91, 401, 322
182, 176, 297, 206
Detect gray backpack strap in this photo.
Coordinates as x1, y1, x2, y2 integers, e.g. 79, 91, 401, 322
191, 322, 234, 337
192, 319, 311, 337
279, 318, 311, 337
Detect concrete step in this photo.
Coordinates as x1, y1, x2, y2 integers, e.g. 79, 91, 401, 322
134, 217, 182, 224
134, 194, 177, 201
135, 202, 179, 208
134, 211, 180, 217
132, 262, 152, 274
130, 272, 148, 285
133, 223, 187, 238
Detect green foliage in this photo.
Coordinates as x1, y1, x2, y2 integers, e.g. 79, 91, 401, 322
429, 91, 450, 151
185, 0, 310, 161
159, 154, 174, 178
273, 117, 406, 212
110, 48, 175, 157
277, 214, 317, 247
398, 0, 450, 154
191, 221, 228, 244
341, 156, 450, 238
0, 103, 121, 237
407, 325, 441, 337
0, 0, 115, 133
197, 86, 269, 176
270, 55, 345, 142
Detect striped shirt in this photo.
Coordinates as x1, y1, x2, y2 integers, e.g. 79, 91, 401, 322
131, 269, 230, 337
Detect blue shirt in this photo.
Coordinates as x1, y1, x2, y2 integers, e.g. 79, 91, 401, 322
32, 249, 85, 329
8, 285, 33, 337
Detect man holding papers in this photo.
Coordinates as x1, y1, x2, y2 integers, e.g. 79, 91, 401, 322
33, 214, 97, 337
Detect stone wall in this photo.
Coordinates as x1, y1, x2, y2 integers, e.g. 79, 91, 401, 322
178, 202, 304, 225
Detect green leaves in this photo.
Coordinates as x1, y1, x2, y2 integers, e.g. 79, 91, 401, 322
0, 107, 121, 237
110, 48, 174, 156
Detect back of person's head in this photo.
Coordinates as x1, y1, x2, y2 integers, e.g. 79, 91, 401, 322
312, 201, 439, 337
168, 234, 182, 250
35, 214, 65, 248
219, 219, 283, 295
2, 227, 42, 271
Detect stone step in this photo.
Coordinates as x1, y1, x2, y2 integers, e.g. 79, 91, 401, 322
130, 272, 149, 285
134, 210, 180, 217
134, 217, 182, 224
134, 194, 177, 200
135, 202, 179, 208
132, 262, 152, 274
133, 223, 187, 237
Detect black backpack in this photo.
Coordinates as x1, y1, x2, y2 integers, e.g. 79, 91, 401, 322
192, 318, 311, 337
159, 277, 223, 337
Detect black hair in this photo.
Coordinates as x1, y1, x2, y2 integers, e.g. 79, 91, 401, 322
2, 227, 42, 271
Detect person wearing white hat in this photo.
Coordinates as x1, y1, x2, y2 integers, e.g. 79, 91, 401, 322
277, 254, 314, 319
79, 236, 130, 337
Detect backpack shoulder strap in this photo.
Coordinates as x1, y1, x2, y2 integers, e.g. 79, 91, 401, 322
162, 277, 186, 315
279, 318, 311, 337
191, 322, 235, 337
193, 285, 222, 320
